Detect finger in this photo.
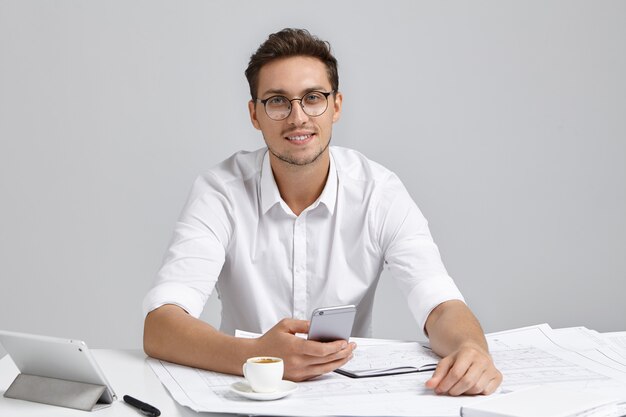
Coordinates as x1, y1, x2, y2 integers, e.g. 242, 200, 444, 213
462, 368, 493, 395
305, 342, 355, 365
300, 339, 351, 358
300, 351, 355, 380
434, 355, 473, 395
481, 370, 503, 395
425, 356, 452, 389
284, 342, 355, 381
447, 363, 485, 396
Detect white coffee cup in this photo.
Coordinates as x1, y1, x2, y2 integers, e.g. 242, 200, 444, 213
242, 356, 284, 393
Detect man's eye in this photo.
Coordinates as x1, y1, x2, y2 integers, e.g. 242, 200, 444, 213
268, 96, 287, 106
305, 93, 322, 103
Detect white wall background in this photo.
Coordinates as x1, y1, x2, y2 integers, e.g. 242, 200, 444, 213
1, 1, 625, 353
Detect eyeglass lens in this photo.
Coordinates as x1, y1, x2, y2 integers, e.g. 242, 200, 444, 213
264, 92, 330, 120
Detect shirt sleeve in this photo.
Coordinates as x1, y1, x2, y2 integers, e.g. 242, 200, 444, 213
372, 173, 465, 334
142, 172, 234, 318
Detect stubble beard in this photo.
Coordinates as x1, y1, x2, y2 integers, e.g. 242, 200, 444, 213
267, 136, 332, 167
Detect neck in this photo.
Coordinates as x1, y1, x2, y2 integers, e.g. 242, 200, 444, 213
270, 150, 330, 216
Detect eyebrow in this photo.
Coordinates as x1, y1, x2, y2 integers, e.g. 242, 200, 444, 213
259, 86, 329, 98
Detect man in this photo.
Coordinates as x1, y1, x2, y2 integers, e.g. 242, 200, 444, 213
143, 28, 502, 396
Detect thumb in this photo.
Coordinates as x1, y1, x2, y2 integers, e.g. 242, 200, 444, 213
278, 318, 310, 335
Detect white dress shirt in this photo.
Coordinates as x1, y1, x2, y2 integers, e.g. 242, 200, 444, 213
143, 146, 464, 337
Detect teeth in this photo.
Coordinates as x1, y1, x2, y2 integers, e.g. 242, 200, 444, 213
287, 134, 311, 141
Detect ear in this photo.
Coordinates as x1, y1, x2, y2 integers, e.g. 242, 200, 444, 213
248, 100, 261, 130
331, 91, 343, 123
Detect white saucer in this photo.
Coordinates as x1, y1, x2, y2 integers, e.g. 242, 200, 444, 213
229, 380, 298, 401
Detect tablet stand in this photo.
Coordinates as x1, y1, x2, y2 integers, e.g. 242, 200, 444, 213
4, 373, 108, 411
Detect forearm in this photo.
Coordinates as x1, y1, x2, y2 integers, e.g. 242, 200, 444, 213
424, 300, 488, 357
143, 304, 256, 375
423, 300, 502, 395
144, 305, 356, 382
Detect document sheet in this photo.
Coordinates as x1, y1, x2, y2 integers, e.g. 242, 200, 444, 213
148, 324, 626, 416
460, 385, 621, 417
148, 357, 474, 416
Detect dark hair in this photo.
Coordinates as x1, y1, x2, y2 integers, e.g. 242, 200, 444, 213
245, 28, 339, 100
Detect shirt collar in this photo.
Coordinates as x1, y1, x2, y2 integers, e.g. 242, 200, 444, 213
316, 150, 338, 215
260, 148, 338, 216
260, 150, 283, 214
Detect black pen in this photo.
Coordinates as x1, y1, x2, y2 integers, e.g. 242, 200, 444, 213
123, 395, 161, 417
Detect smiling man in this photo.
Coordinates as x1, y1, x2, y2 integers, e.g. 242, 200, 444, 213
143, 28, 502, 396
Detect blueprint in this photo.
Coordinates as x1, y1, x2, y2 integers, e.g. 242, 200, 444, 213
148, 324, 626, 416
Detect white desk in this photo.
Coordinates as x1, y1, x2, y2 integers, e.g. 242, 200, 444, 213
0, 350, 231, 417
0, 350, 457, 417
3, 330, 624, 417
0, 350, 453, 417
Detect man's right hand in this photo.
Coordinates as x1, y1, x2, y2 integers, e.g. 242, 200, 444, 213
255, 318, 356, 381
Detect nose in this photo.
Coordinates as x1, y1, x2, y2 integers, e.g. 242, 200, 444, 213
286, 100, 309, 126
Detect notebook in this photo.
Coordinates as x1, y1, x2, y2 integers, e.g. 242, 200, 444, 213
335, 341, 439, 378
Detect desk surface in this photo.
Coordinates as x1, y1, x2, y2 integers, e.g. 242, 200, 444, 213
0, 350, 453, 417
0, 350, 229, 417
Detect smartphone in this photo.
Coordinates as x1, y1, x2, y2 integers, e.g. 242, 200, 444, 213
307, 305, 356, 343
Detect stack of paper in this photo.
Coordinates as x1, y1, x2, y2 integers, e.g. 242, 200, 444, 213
460, 385, 619, 417
147, 324, 626, 417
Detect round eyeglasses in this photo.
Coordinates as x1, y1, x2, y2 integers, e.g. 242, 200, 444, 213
256, 90, 335, 121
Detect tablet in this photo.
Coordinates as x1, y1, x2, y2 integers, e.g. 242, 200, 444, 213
0, 330, 117, 405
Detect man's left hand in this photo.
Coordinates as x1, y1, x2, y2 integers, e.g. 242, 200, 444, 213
425, 342, 502, 396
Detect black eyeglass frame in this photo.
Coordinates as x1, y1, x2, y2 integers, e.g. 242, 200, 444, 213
255, 90, 336, 121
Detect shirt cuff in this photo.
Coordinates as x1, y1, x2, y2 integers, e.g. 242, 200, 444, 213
406, 276, 465, 336
142, 282, 208, 318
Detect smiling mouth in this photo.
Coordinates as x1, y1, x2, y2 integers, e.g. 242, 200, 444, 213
286, 133, 314, 141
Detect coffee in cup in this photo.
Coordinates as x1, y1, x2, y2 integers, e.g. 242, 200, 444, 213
242, 356, 284, 393
252, 358, 281, 364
